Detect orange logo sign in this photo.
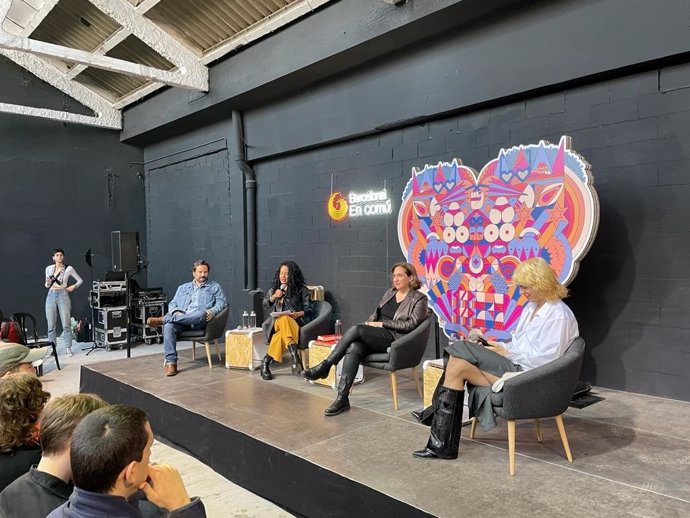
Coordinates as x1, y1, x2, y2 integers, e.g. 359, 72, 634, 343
328, 192, 349, 222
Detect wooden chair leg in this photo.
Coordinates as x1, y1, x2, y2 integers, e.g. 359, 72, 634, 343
411, 367, 422, 397
534, 418, 543, 443
390, 371, 398, 410
470, 416, 478, 439
191, 341, 197, 360
300, 349, 308, 371
554, 415, 573, 462
204, 341, 213, 369
508, 420, 516, 476
214, 339, 222, 362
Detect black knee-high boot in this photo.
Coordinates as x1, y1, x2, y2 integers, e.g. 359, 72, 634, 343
412, 387, 464, 459
411, 371, 446, 426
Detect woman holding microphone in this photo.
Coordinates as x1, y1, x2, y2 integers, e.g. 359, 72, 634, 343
260, 261, 313, 380
44, 248, 82, 357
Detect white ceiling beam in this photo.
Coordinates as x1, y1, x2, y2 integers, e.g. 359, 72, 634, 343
0, 101, 118, 128
64, 29, 131, 80
0, 47, 121, 128
86, 0, 207, 90
0, 33, 203, 89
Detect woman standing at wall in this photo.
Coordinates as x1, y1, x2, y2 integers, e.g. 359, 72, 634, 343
44, 249, 82, 357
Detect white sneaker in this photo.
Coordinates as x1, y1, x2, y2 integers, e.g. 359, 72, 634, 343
66, 348, 75, 357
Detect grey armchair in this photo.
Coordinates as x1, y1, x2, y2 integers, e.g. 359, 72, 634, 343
361, 313, 432, 410
469, 336, 586, 475
178, 307, 229, 369
296, 299, 332, 366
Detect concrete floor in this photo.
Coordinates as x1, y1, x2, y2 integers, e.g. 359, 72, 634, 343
37, 339, 294, 518
37, 338, 690, 517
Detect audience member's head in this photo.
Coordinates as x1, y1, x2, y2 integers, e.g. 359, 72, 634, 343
0, 343, 48, 378
0, 373, 50, 453
39, 393, 109, 457
70, 404, 152, 496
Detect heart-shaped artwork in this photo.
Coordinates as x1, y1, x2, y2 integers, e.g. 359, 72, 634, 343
397, 136, 599, 341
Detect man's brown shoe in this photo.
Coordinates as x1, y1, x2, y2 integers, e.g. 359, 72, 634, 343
147, 316, 164, 327
164, 363, 178, 377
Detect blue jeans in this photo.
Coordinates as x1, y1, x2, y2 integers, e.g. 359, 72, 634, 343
46, 290, 72, 349
163, 310, 207, 364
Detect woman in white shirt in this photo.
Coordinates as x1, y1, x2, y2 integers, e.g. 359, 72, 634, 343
413, 257, 579, 460
44, 249, 82, 357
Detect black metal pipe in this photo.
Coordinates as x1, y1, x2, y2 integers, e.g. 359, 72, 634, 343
232, 111, 257, 290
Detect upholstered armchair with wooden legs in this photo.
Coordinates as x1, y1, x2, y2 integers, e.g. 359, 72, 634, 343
178, 307, 229, 369
469, 337, 586, 475
297, 299, 332, 367
361, 313, 432, 410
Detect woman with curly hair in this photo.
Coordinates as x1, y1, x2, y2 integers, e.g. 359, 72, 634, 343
0, 373, 51, 490
260, 261, 314, 380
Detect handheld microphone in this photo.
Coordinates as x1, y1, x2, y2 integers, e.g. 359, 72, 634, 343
280, 284, 287, 292
468, 328, 489, 346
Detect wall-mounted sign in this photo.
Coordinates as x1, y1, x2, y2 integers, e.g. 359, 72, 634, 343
328, 188, 393, 222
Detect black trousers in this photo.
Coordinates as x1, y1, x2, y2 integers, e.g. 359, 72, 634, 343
327, 324, 395, 380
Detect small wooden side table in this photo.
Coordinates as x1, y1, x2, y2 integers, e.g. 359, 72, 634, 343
225, 328, 266, 370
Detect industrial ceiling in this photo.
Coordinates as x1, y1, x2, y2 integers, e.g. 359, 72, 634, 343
0, 0, 331, 129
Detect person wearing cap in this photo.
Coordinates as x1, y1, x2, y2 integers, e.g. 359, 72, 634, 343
0, 373, 51, 491
0, 342, 49, 378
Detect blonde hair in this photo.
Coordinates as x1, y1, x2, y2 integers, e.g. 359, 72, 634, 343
39, 393, 109, 455
391, 262, 422, 290
513, 257, 568, 301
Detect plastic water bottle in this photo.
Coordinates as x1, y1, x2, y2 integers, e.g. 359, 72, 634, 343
335, 319, 343, 335
242, 311, 249, 329
249, 310, 256, 329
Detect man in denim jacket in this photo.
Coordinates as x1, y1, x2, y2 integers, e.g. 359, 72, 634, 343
147, 260, 227, 376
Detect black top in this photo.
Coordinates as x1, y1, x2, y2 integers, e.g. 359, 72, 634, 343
0, 466, 73, 518
0, 446, 41, 492
380, 297, 400, 321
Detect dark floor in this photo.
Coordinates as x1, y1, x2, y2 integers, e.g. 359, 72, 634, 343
82, 350, 690, 518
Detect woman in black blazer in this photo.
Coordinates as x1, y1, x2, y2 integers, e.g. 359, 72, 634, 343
303, 262, 428, 416
260, 261, 313, 380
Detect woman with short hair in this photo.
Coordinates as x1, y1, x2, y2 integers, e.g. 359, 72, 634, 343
44, 248, 82, 357
413, 257, 579, 460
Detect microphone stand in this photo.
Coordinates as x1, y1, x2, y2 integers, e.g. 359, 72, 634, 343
82, 249, 105, 356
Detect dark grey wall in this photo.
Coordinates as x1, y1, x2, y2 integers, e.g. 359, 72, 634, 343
252, 65, 690, 401
129, 0, 690, 400
0, 57, 145, 331
142, 120, 242, 324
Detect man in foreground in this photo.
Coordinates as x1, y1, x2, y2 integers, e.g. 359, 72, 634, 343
47, 404, 206, 517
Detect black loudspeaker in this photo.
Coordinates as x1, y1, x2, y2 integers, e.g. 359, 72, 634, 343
111, 231, 139, 272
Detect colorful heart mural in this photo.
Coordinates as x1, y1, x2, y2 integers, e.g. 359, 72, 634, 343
397, 136, 599, 341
